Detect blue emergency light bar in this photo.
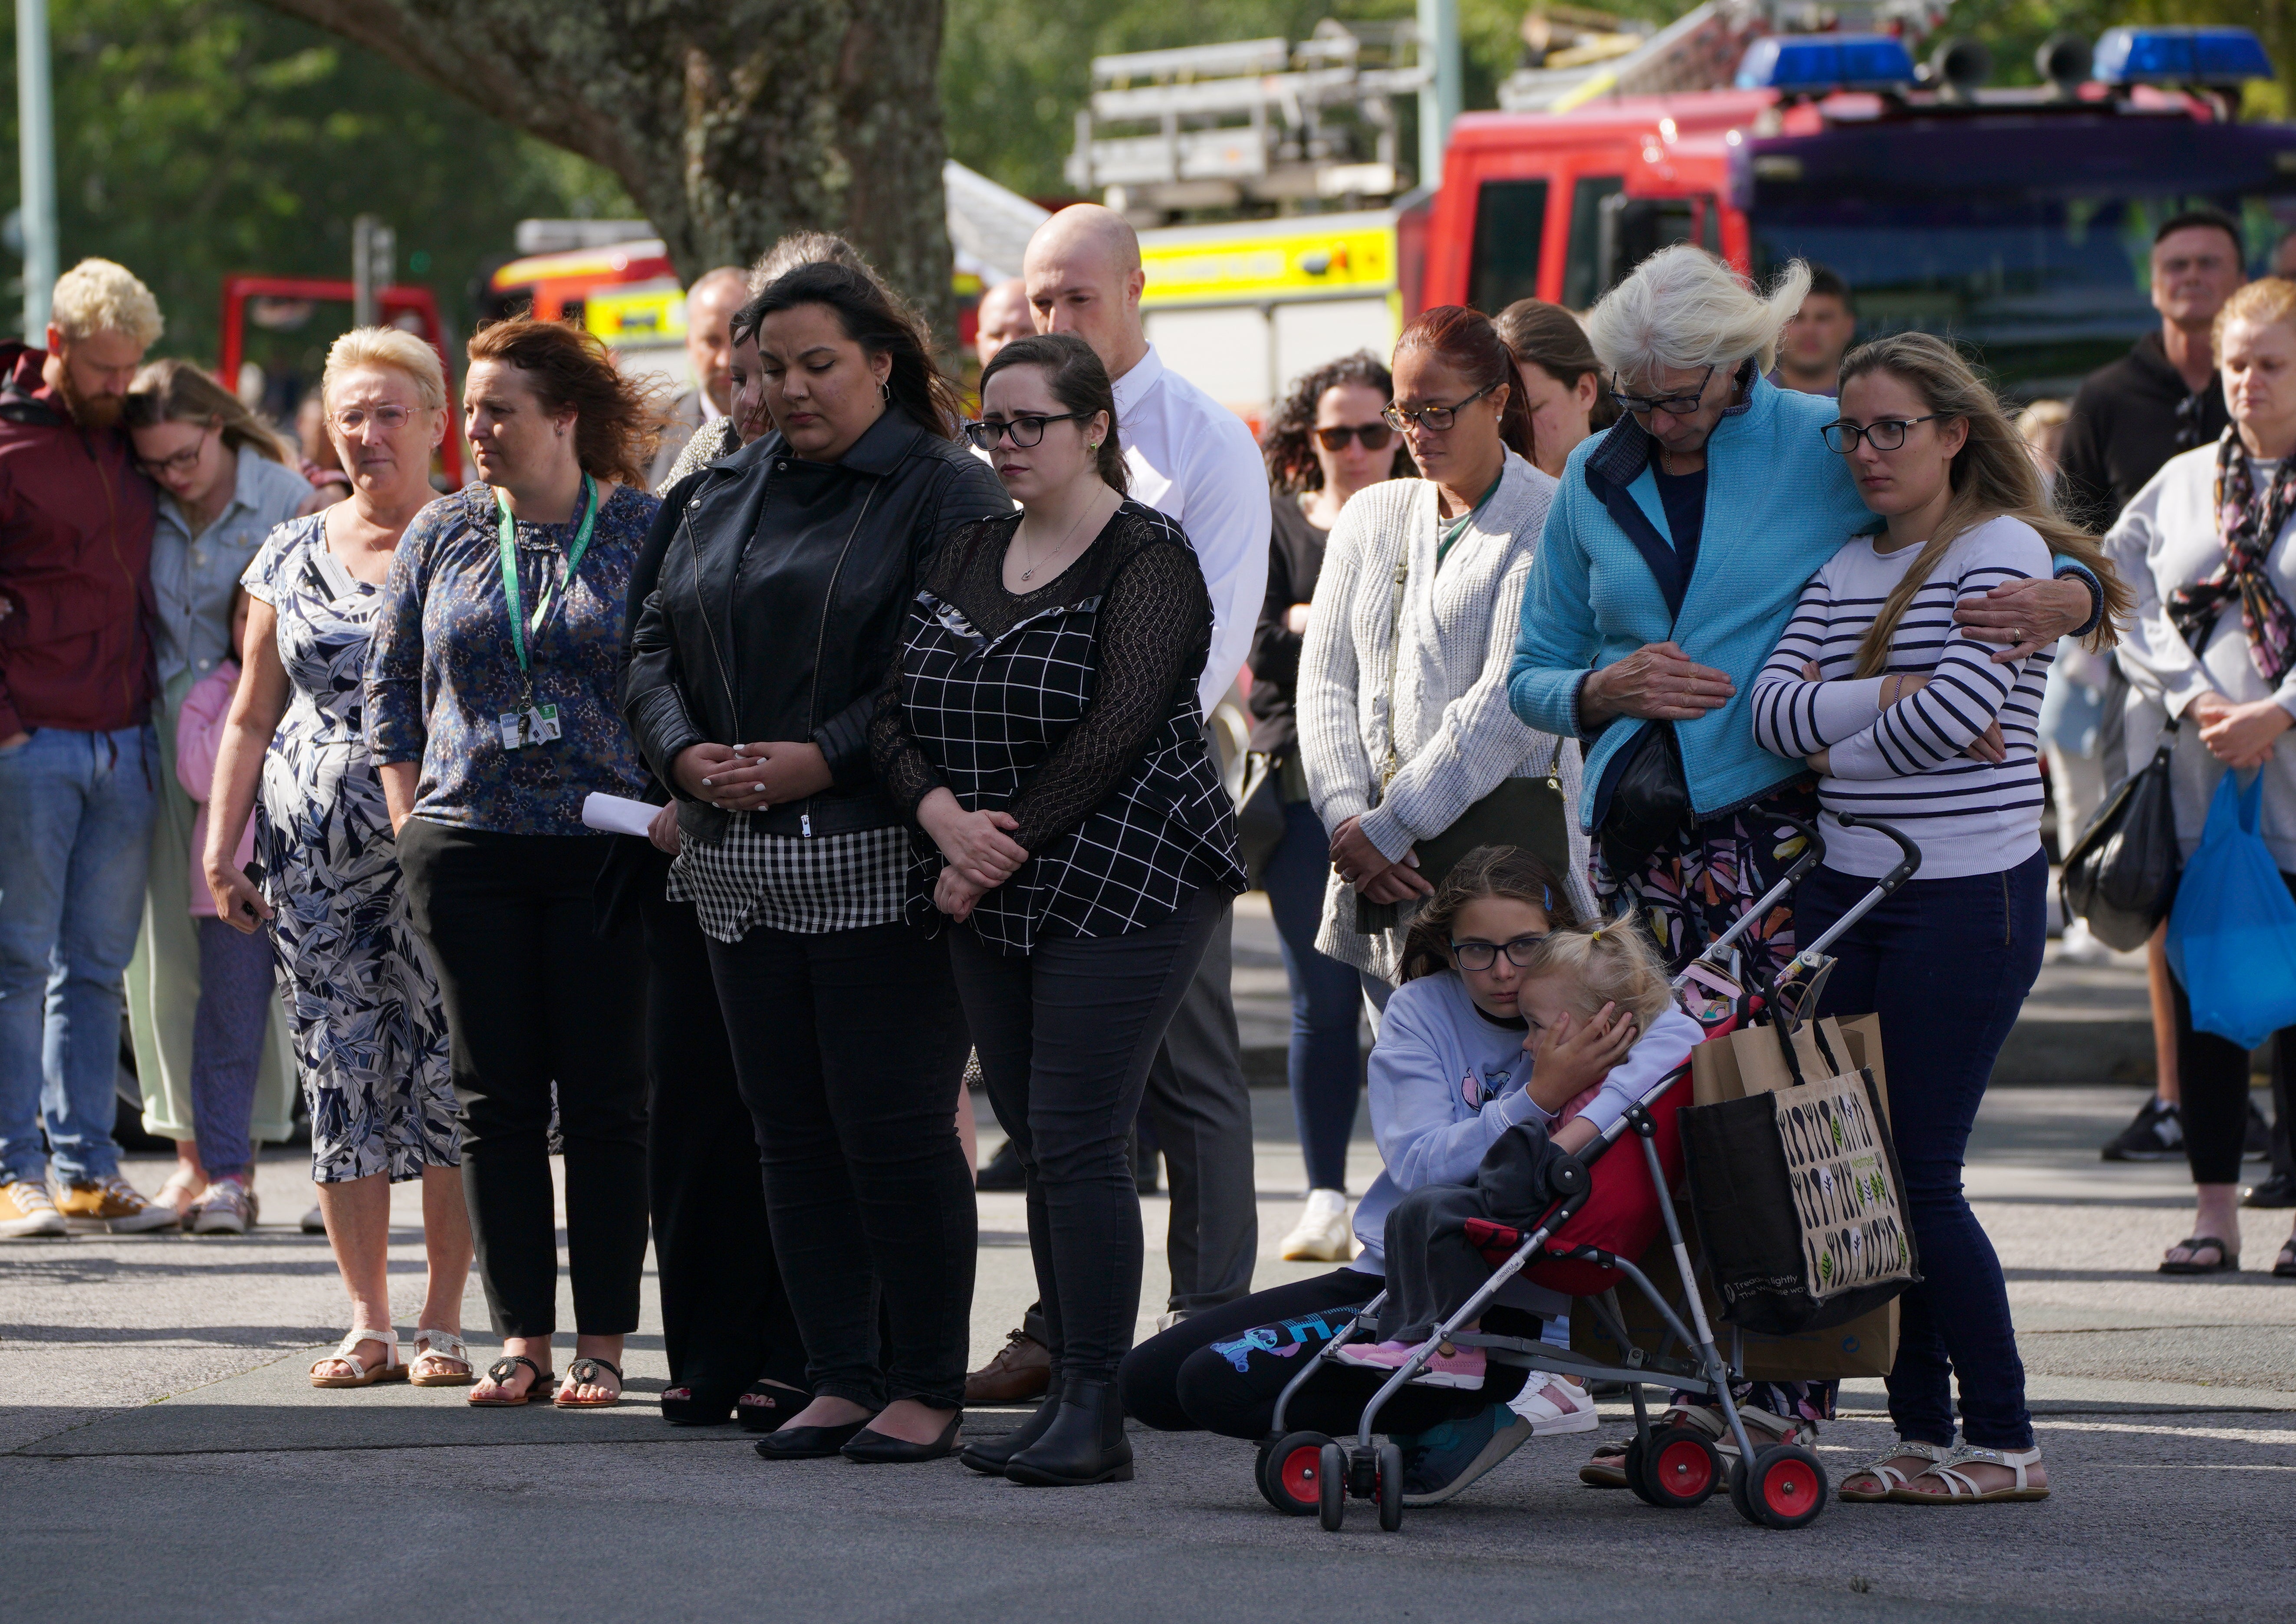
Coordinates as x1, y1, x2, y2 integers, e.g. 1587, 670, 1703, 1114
2093, 26, 2274, 86
1734, 33, 1918, 94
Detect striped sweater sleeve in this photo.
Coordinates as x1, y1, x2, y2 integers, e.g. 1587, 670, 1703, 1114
1826, 559, 2037, 781
1750, 564, 1891, 759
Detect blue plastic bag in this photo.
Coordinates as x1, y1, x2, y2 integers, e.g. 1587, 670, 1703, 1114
2166, 770, 2296, 1050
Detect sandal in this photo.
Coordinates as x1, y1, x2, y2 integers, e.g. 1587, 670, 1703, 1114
153, 1167, 205, 1226
309, 1327, 406, 1389
2275, 1239, 2296, 1280
2160, 1235, 2238, 1275
1580, 1403, 1717, 1487
1711, 1402, 1817, 1460
408, 1328, 476, 1387
736, 1380, 806, 1433
467, 1354, 554, 1407
1891, 1442, 2048, 1503
1838, 1439, 1950, 1502
555, 1356, 624, 1409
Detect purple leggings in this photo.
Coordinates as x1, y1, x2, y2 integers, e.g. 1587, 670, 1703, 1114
191, 915, 277, 1180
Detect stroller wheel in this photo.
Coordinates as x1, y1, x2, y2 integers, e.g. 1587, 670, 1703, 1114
1317, 1442, 1349, 1531
1621, 1436, 1664, 1507
1639, 1424, 1722, 1508
1376, 1441, 1405, 1532
1732, 1443, 1828, 1530
1258, 1431, 1332, 1516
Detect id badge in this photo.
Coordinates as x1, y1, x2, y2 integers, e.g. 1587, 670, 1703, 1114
498, 712, 526, 750
528, 703, 562, 743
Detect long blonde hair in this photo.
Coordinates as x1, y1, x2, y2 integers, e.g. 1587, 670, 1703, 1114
1835, 332, 2130, 677
1516, 924, 1675, 1031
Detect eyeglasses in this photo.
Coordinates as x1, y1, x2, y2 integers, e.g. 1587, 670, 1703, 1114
1820, 415, 1941, 454
1382, 383, 1497, 434
1611, 365, 1717, 417
333, 404, 414, 434
134, 425, 216, 478
1313, 422, 1396, 452
963, 413, 1090, 451
1450, 934, 1548, 973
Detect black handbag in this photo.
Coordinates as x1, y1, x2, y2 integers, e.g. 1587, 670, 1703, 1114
1596, 720, 1694, 881
1234, 751, 1287, 888
2061, 719, 2182, 953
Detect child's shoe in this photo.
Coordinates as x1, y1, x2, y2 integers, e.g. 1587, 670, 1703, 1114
1506, 1372, 1598, 1434
1334, 1338, 1487, 1390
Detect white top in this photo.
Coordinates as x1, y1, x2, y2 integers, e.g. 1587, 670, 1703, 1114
1111, 344, 1272, 717
2110, 441, 2296, 871
1750, 514, 2055, 880
1296, 454, 1594, 979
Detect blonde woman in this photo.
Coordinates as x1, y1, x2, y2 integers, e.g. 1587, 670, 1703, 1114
202, 328, 473, 1389
121, 359, 311, 1226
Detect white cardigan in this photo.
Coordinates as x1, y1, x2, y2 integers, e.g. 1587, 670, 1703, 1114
1297, 452, 1595, 980
2109, 440, 2296, 871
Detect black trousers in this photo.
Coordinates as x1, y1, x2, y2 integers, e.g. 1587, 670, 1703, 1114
1117, 1269, 1533, 1440
950, 887, 1223, 1387
398, 820, 648, 1340
2171, 869, 2296, 1187
707, 918, 974, 1411
637, 875, 806, 1400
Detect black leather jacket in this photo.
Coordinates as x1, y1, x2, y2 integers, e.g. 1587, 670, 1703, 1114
621, 409, 1009, 844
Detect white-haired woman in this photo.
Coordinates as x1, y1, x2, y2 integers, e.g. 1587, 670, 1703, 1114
1506, 244, 2102, 1475
202, 327, 474, 1391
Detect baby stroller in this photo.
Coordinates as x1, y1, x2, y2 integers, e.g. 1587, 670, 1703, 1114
1253, 813, 1924, 1532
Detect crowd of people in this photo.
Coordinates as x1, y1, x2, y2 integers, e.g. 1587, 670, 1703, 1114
0, 192, 2288, 1507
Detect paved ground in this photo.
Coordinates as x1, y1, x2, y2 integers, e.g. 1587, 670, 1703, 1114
6, 1072, 2292, 1622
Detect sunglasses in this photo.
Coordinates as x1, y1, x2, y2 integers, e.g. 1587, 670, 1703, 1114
1313, 422, 1395, 452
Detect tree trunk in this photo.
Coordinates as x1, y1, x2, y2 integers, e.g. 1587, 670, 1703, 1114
252, 0, 953, 330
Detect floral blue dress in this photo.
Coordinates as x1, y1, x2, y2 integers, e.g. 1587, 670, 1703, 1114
243, 515, 458, 1183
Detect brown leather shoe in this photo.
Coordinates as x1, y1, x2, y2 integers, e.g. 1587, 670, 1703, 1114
964, 1327, 1051, 1404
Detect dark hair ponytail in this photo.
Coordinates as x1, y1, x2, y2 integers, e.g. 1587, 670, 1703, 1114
1395, 305, 1536, 466
978, 331, 1129, 493
741, 261, 964, 441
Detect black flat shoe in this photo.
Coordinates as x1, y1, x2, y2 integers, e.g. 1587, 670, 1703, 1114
659, 1385, 736, 1426
1005, 1377, 1133, 1487
961, 1390, 1061, 1476
753, 1417, 876, 1460
842, 1411, 964, 1463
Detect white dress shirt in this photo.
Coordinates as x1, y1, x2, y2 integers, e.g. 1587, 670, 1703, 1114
1111, 344, 1272, 717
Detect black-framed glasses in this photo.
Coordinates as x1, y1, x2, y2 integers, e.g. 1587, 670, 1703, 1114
963, 412, 1090, 451
1450, 934, 1548, 973
1611, 365, 1717, 417
1821, 414, 1941, 454
1314, 422, 1396, 452
1382, 382, 1497, 434
134, 425, 216, 478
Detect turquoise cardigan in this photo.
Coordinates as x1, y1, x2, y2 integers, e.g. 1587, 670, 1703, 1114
1508, 372, 2101, 830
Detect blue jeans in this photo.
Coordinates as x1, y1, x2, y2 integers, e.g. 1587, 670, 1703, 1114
1796, 847, 2048, 1452
0, 725, 158, 1185
1261, 796, 1364, 1191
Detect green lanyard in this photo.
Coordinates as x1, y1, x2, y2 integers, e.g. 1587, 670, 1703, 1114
496, 474, 598, 695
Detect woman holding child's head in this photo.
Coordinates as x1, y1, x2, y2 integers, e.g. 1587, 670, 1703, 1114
870, 330, 1243, 1484
118, 359, 313, 1229
198, 325, 474, 1389
2105, 277, 2296, 1292
1117, 846, 1699, 1499
1747, 331, 2131, 1505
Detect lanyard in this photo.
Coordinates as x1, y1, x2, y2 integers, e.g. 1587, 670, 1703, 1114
496, 473, 599, 681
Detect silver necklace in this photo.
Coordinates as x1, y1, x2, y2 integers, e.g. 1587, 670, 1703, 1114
1017, 495, 1104, 583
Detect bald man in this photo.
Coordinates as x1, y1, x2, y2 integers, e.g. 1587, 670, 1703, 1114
974, 277, 1034, 372
649, 265, 749, 487
1025, 203, 1270, 1324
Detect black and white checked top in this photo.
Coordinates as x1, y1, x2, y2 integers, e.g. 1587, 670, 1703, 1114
1750, 514, 2056, 881
870, 501, 1245, 953
666, 817, 908, 943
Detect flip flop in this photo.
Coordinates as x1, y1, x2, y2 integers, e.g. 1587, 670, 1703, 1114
468, 1354, 554, 1407
2159, 1235, 2238, 1275
555, 1356, 624, 1409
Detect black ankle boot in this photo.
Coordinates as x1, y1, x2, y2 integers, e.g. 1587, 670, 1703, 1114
1004, 1377, 1133, 1487
959, 1388, 1061, 1476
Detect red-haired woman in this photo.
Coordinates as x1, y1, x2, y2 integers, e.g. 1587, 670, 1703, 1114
368, 318, 665, 1410
1294, 306, 1593, 1016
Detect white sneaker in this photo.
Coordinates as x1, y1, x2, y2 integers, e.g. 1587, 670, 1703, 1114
1, 1178, 67, 1238
2056, 917, 2115, 966
1278, 1188, 1357, 1262
300, 1204, 326, 1235
189, 1177, 259, 1235
1505, 1373, 1599, 1436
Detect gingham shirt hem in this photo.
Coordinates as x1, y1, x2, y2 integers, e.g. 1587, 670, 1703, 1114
668, 816, 909, 942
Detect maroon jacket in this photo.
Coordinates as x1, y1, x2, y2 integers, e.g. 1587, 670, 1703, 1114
0, 342, 157, 737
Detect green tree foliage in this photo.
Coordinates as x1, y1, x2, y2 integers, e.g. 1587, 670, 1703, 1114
0, 0, 630, 355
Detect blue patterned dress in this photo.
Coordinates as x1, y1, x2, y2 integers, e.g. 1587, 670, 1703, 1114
243, 516, 459, 1183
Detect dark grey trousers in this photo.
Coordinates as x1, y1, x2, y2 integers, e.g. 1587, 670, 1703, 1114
1140, 900, 1259, 1313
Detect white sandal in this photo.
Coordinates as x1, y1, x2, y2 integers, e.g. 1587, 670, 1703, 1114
1891, 1443, 2049, 1503
1839, 1439, 1950, 1502
408, 1327, 476, 1388
309, 1327, 406, 1389
153, 1167, 205, 1225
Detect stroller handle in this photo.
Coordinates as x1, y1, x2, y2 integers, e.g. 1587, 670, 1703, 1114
1675, 813, 1826, 985
1833, 812, 1923, 889
1778, 814, 1924, 979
